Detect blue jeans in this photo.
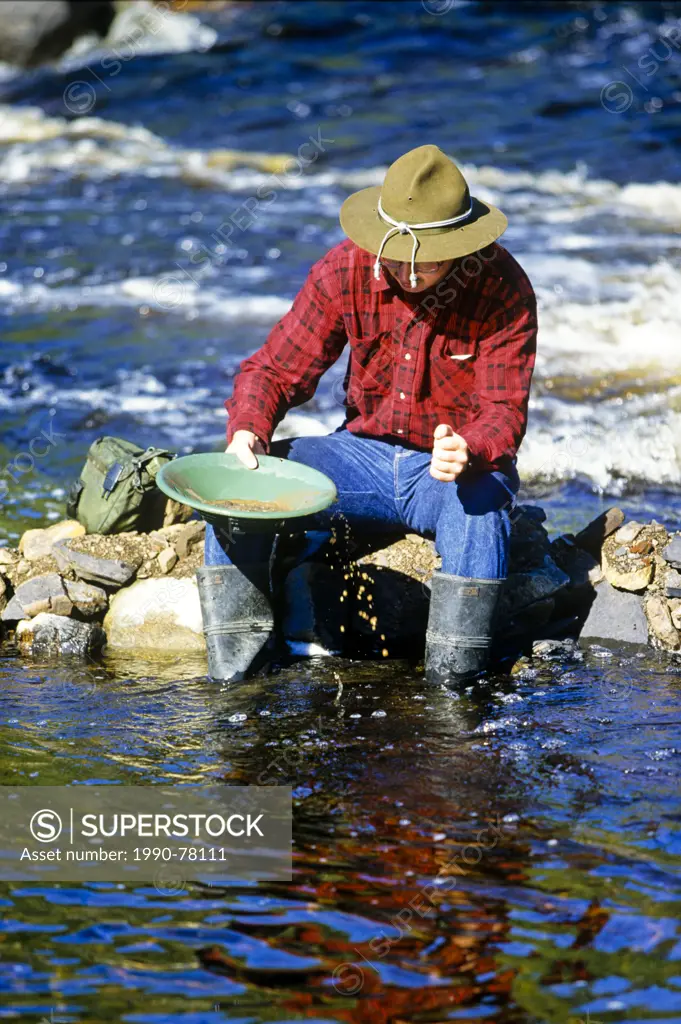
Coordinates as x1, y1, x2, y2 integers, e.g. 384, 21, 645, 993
204, 430, 519, 578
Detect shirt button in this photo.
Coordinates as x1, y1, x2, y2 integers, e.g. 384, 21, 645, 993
405, 353, 411, 361
399, 391, 406, 400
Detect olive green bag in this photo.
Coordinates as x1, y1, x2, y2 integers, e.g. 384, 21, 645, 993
66, 436, 175, 535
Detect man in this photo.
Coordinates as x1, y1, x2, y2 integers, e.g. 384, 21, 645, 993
197, 144, 537, 684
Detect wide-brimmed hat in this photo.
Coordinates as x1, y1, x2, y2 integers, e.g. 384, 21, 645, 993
340, 144, 507, 286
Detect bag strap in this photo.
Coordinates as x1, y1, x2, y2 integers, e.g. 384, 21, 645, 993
134, 446, 173, 467
128, 447, 174, 492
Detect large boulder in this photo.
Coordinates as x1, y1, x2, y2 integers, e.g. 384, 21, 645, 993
0, 1, 114, 68
103, 577, 205, 652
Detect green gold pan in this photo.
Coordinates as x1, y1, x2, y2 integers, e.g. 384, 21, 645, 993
156, 452, 337, 522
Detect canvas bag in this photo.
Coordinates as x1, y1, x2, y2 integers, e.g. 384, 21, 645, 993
66, 436, 174, 534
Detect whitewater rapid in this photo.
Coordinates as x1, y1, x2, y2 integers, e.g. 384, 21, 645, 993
1, 103, 679, 495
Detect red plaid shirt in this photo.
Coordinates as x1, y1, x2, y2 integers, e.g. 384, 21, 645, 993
225, 239, 537, 470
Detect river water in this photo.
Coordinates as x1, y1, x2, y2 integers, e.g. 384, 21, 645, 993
1, 2, 681, 1021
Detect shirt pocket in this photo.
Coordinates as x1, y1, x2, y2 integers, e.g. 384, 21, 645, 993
429, 335, 476, 397
347, 330, 393, 397
441, 336, 477, 362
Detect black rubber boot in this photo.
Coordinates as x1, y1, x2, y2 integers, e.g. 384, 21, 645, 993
424, 571, 505, 685
196, 564, 275, 682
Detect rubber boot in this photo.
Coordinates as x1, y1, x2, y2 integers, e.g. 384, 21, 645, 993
425, 571, 505, 685
196, 564, 275, 682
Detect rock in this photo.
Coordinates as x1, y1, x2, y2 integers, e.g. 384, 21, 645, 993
550, 536, 601, 617
532, 638, 581, 660
53, 540, 137, 588
630, 536, 654, 556
103, 577, 205, 651
499, 555, 570, 621
602, 549, 654, 592
516, 504, 546, 524
588, 563, 604, 585
613, 521, 645, 545
147, 532, 170, 554
157, 547, 178, 574
508, 506, 552, 572
551, 535, 599, 589
669, 599, 681, 631
19, 519, 86, 562
662, 534, 681, 569
16, 613, 105, 657
0, 0, 115, 68
157, 524, 189, 541
63, 579, 108, 620
1, 573, 72, 621
163, 497, 194, 527
580, 580, 648, 644
2, 595, 24, 621
665, 568, 681, 599
0, 548, 19, 566
645, 594, 680, 650
573, 507, 625, 559
174, 520, 205, 559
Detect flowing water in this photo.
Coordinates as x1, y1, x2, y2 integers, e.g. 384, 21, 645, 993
1, 2, 681, 1020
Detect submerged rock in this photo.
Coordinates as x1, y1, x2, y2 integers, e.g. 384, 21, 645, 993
103, 577, 205, 651
16, 613, 105, 656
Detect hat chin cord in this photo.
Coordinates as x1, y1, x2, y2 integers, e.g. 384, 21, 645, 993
374, 197, 474, 287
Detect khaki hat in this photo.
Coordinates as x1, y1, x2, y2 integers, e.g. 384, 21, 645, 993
340, 144, 507, 286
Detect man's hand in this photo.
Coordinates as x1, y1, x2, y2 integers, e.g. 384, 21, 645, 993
430, 423, 469, 482
226, 429, 266, 470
